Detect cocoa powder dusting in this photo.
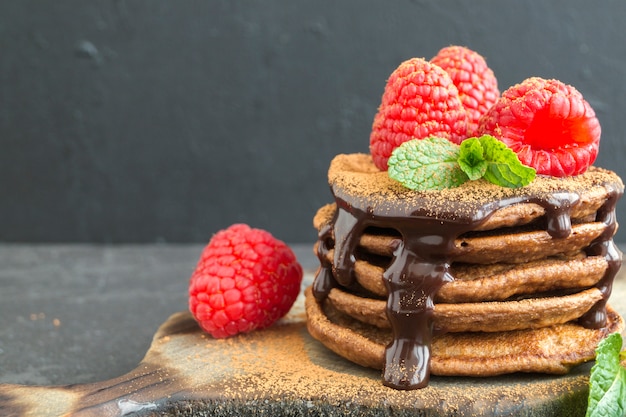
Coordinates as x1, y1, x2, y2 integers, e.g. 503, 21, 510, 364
328, 153, 623, 222
186, 290, 594, 414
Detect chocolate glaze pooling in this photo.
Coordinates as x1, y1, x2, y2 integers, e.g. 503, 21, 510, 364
313, 176, 622, 390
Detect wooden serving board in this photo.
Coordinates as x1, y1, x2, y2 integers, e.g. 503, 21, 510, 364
1, 273, 625, 417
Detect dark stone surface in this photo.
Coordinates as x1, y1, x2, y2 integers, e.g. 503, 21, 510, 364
1, 1, 626, 244
0, 244, 194, 385
0, 243, 317, 386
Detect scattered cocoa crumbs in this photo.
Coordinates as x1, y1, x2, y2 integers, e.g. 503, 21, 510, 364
163, 289, 593, 415
328, 153, 624, 223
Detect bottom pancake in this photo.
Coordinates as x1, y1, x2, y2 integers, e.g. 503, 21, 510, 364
304, 287, 624, 377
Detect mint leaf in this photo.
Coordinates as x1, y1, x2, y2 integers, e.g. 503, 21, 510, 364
476, 135, 535, 188
586, 332, 626, 417
387, 137, 469, 191
458, 137, 488, 180
387, 135, 536, 191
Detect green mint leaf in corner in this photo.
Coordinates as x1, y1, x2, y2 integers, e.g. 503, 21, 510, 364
458, 135, 536, 188
586, 332, 626, 417
387, 137, 469, 191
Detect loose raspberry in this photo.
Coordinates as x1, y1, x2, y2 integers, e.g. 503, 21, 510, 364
431, 46, 499, 136
477, 77, 600, 177
369, 57, 469, 171
188, 224, 303, 338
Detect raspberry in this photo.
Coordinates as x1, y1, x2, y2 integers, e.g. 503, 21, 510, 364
188, 224, 303, 338
430, 46, 499, 136
369, 58, 469, 171
477, 77, 600, 177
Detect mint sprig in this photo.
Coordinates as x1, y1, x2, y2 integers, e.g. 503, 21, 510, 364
388, 135, 536, 190
586, 332, 626, 417
458, 137, 487, 180
461, 135, 536, 188
387, 137, 469, 191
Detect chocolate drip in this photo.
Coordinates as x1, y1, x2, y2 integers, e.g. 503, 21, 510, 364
540, 192, 579, 238
382, 235, 454, 389
313, 222, 337, 302
313, 203, 366, 301
313, 179, 621, 389
580, 184, 623, 328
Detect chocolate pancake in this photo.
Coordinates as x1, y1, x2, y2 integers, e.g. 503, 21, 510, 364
321, 154, 619, 234
326, 286, 604, 332
305, 287, 625, 377
309, 153, 624, 389
316, 244, 608, 302
314, 204, 610, 265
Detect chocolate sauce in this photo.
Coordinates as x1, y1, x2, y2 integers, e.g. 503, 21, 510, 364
580, 183, 623, 328
313, 178, 622, 390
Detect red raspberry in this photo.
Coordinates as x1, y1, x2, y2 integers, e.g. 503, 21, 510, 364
477, 77, 600, 177
369, 57, 469, 171
431, 45, 499, 136
188, 224, 303, 338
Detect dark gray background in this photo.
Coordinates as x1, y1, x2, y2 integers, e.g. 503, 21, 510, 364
2, 0, 625, 244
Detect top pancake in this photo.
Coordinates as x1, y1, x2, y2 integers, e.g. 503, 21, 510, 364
326, 153, 623, 231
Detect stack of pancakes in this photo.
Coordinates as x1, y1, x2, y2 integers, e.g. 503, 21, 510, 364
306, 153, 624, 389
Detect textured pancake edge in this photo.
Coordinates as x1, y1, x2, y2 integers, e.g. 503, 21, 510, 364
319, 243, 607, 302
327, 286, 604, 333
315, 204, 608, 264
304, 287, 625, 377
